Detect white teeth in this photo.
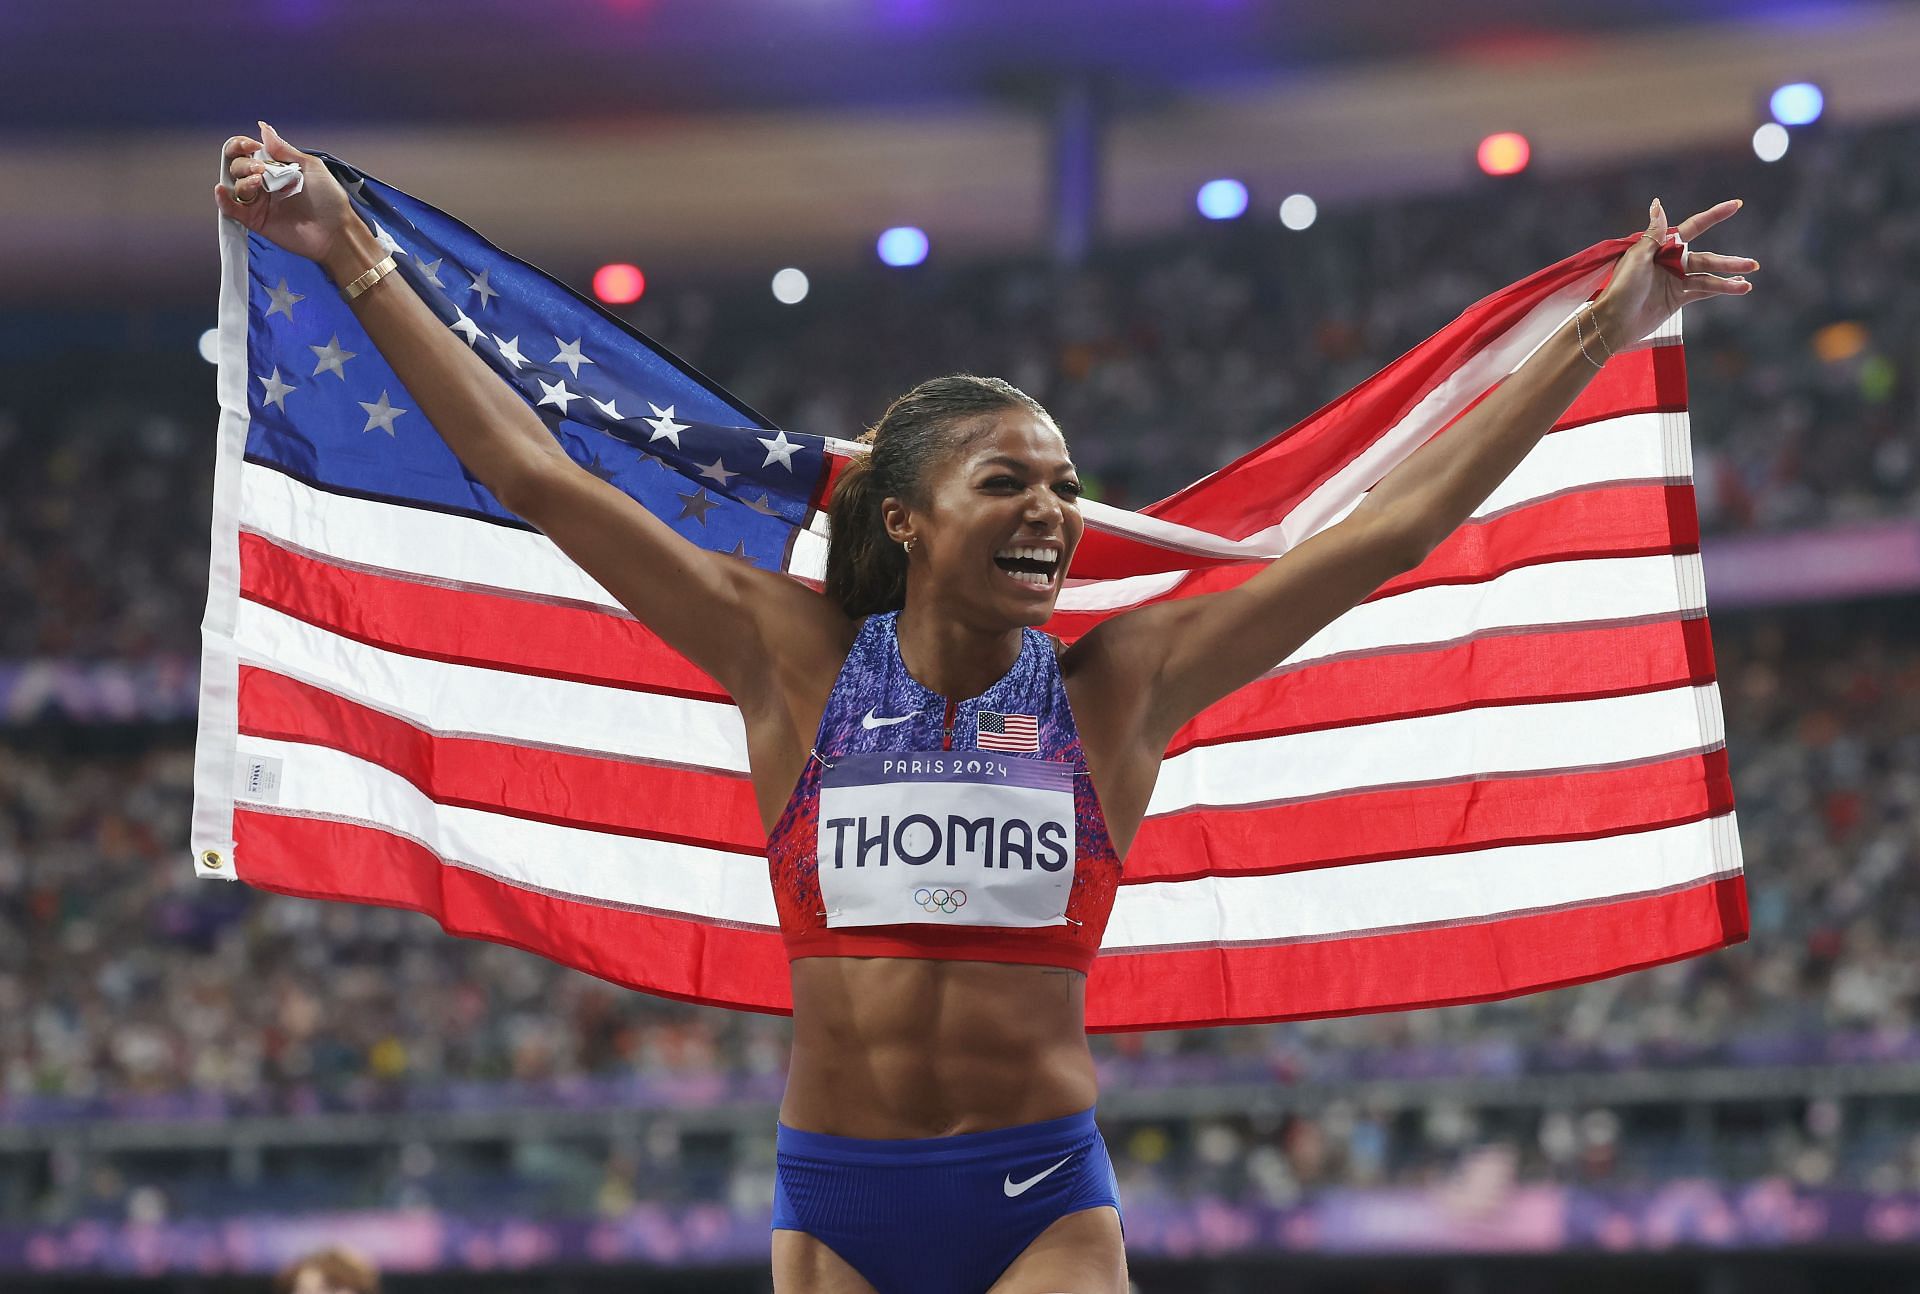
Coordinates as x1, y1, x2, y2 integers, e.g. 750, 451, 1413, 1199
995, 545, 1059, 565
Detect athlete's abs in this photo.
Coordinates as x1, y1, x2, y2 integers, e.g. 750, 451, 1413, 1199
781, 956, 1098, 1138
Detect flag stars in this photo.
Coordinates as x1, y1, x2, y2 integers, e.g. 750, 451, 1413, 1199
584, 451, 618, 482
644, 403, 688, 448
358, 390, 409, 436
449, 307, 483, 346
536, 377, 581, 414
697, 456, 737, 488
589, 395, 624, 422
372, 223, 407, 257
745, 493, 779, 517
264, 277, 305, 321
418, 257, 445, 288
757, 430, 801, 471
677, 488, 719, 525
492, 335, 527, 369
258, 367, 297, 412
309, 333, 358, 380
466, 268, 498, 309
550, 337, 595, 378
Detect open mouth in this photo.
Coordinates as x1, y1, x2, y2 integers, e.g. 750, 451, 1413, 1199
993, 544, 1061, 591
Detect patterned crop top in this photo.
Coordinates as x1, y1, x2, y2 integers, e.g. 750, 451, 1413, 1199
765, 611, 1122, 974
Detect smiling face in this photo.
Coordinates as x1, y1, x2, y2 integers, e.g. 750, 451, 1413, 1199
881, 406, 1083, 628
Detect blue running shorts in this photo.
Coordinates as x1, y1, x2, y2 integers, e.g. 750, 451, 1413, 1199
771, 1106, 1123, 1294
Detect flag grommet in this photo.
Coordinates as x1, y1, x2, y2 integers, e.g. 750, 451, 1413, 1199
200, 850, 224, 871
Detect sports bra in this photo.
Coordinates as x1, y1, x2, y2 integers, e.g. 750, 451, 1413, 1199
765, 611, 1122, 973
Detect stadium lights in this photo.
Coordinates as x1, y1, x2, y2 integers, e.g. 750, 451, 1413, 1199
197, 328, 220, 364
1278, 194, 1317, 231
1477, 131, 1531, 177
592, 263, 646, 304
1770, 82, 1824, 127
877, 226, 930, 267
771, 267, 810, 305
1753, 122, 1790, 163
1197, 179, 1249, 220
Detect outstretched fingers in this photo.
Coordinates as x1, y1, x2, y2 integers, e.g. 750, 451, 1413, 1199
1676, 198, 1742, 242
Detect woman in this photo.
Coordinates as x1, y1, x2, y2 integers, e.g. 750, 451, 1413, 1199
218, 123, 1755, 1293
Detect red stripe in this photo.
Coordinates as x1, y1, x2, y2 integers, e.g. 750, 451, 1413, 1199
1167, 615, 1719, 756
1127, 747, 1734, 883
235, 667, 769, 853
1049, 481, 1699, 634
238, 530, 729, 702
1086, 874, 1748, 1031
1141, 237, 1647, 542
233, 810, 794, 1016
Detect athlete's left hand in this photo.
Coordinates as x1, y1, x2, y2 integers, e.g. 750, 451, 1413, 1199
1595, 197, 1758, 347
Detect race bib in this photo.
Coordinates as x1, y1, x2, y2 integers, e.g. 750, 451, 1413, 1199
817, 752, 1076, 929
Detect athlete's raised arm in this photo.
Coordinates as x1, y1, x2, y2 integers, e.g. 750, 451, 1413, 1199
1081, 197, 1757, 759
217, 125, 850, 708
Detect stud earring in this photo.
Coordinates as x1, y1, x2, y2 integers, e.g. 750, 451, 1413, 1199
902, 537, 916, 555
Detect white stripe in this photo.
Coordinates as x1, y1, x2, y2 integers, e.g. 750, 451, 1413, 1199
1055, 412, 1678, 613
1147, 682, 1725, 816
231, 600, 751, 772
235, 738, 776, 925
1103, 811, 1742, 951
238, 461, 628, 610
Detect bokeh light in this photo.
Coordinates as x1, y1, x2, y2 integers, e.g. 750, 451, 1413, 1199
1477, 131, 1531, 176
197, 327, 220, 364
771, 267, 810, 305
592, 263, 646, 304
1753, 122, 1790, 162
1197, 178, 1249, 220
1278, 193, 1318, 230
877, 226, 929, 267
1770, 82, 1824, 127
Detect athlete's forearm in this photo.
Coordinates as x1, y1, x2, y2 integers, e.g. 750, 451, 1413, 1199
1364, 301, 1619, 559
321, 221, 572, 511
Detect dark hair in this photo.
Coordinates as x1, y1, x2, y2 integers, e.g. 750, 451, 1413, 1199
824, 374, 1056, 618
271, 1247, 381, 1294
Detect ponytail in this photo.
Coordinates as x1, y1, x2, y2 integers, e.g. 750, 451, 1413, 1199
823, 374, 1056, 619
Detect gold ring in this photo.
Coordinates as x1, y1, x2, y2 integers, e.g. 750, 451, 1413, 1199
233, 183, 259, 206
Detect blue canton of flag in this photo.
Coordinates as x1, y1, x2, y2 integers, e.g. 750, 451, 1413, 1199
241, 149, 829, 571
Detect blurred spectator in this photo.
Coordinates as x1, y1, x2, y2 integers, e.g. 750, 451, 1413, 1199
272, 1247, 381, 1294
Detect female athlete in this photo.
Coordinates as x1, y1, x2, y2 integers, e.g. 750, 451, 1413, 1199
218, 122, 1755, 1293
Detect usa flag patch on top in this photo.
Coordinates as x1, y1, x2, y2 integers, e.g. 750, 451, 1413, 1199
977, 711, 1039, 753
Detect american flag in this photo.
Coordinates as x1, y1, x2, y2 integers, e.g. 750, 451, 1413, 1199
977, 711, 1040, 753
193, 148, 1745, 1031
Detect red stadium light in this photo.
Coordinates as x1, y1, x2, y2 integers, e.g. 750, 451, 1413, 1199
593, 262, 646, 304
1477, 131, 1531, 177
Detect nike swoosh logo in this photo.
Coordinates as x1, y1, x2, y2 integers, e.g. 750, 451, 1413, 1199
860, 708, 916, 730
1003, 1154, 1074, 1198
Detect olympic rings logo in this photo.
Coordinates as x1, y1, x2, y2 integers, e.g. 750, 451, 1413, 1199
914, 887, 968, 915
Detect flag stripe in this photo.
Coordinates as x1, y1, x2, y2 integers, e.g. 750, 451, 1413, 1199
1130, 748, 1733, 883
1104, 811, 1741, 951
235, 809, 794, 1013
236, 665, 768, 853
1085, 873, 1745, 1031
232, 736, 777, 925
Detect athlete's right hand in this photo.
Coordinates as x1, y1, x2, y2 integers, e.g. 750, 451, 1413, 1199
214, 121, 359, 266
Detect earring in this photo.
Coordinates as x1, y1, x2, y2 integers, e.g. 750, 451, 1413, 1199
902, 537, 916, 555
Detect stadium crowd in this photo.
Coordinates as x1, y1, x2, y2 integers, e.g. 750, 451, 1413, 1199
5, 112, 1920, 1223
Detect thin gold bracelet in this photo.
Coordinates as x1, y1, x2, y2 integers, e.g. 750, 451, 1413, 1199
340, 254, 398, 302
1574, 306, 1606, 369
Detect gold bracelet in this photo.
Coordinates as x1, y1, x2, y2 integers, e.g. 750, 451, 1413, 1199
1573, 307, 1604, 369
340, 253, 398, 302
1583, 303, 1615, 359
